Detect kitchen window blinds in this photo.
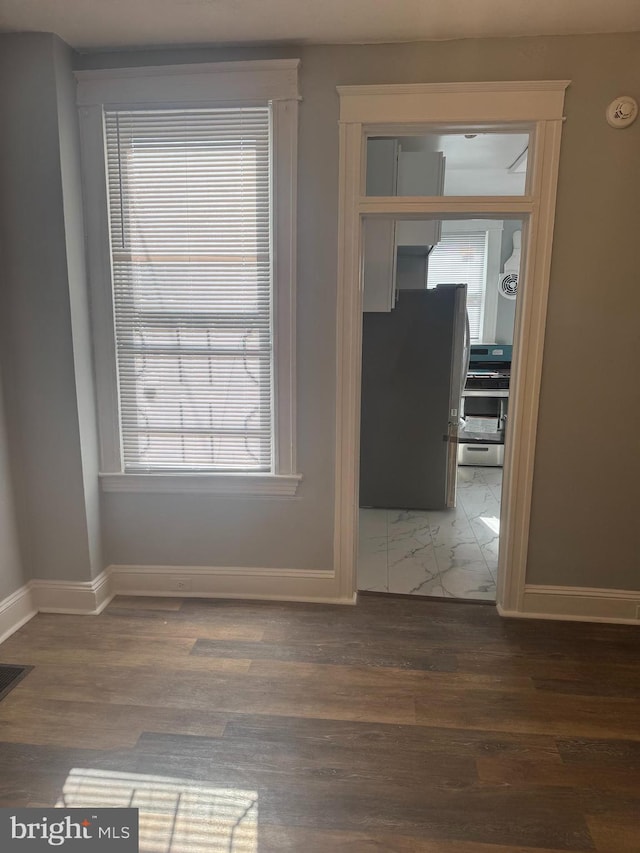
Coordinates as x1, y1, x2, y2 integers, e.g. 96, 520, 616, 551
104, 107, 273, 472
426, 232, 488, 341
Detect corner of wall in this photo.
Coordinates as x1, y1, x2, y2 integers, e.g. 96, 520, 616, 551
0, 32, 103, 587
53, 35, 104, 579
0, 367, 28, 601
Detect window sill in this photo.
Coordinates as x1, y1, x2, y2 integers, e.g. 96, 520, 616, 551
99, 472, 303, 497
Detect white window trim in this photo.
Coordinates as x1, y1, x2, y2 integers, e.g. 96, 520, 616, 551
76, 60, 302, 496
100, 472, 303, 496
438, 219, 504, 342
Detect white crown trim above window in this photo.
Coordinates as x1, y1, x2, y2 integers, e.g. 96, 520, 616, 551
75, 59, 301, 106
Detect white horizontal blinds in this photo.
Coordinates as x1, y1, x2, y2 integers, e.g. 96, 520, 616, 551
426, 232, 488, 341
105, 107, 273, 472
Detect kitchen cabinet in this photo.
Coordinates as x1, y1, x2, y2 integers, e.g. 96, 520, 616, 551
363, 140, 445, 312
363, 218, 398, 313
396, 152, 444, 247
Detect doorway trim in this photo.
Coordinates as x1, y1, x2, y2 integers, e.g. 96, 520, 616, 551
333, 81, 569, 615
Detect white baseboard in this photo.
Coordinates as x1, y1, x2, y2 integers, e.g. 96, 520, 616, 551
107, 564, 355, 604
498, 584, 640, 625
0, 564, 352, 646
0, 563, 354, 647
0, 584, 37, 645
31, 570, 114, 615
6, 573, 636, 640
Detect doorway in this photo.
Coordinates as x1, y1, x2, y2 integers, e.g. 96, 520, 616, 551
333, 81, 568, 614
357, 211, 524, 600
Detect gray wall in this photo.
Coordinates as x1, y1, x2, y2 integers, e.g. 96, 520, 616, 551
53, 37, 103, 578
0, 368, 24, 600
0, 33, 100, 583
76, 33, 640, 590
397, 253, 428, 290
79, 44, 336, 572
2, 31, 639, 591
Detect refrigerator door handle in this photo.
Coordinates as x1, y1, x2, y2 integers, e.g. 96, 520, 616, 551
445, 285, 468, 508
463, 313, 471, 395
445, 418, 459, 509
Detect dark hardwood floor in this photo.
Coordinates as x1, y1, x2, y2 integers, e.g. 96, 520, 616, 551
0, 594, 638, 851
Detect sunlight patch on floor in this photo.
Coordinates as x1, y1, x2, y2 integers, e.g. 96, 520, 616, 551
480, 515, 500, 535
57, 768, 257, 853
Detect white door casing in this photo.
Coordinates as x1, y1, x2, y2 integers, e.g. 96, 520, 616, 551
333, 81, 569, 614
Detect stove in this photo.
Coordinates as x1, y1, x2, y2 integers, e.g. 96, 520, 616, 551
458, 344, 512, 466
465, 370, 510, 390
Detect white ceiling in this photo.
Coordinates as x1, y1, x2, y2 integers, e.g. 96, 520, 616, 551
1, 0, 639, 50
439, 133, 528, 195
436, 133, 528, 172
395, 132, 529, 194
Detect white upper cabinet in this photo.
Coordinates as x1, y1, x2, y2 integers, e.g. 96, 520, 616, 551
365, 138, 398, 196
363, 139, 444, 312
396, 150, 444, 247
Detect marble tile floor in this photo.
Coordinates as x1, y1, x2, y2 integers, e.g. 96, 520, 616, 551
358, 466, 502, 601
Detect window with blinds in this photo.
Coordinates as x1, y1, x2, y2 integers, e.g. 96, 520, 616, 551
105, 107, 273, 472
426, 232, 488, 341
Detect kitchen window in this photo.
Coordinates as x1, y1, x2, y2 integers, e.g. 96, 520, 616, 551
426, 221, 503, 342
426, 231, 488, 340
76, 61, 301, 495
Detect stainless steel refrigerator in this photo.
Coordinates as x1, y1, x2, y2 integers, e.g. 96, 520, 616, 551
359, 284, 469, 510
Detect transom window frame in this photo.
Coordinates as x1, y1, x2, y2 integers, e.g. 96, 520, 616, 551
76, 60, 302, 496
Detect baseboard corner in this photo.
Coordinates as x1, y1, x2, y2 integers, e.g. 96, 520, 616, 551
31, 568, 114, 615
0, 584, 37, 645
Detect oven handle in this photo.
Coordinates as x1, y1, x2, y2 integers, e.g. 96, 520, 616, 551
462, 389, 510, 398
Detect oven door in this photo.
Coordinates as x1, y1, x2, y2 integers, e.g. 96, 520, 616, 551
462, 388, 509, 431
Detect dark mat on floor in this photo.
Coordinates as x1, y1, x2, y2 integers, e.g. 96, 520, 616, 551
0, 665, 32, 702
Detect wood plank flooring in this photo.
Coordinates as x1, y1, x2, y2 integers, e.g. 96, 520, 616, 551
0, 594, 638, 851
